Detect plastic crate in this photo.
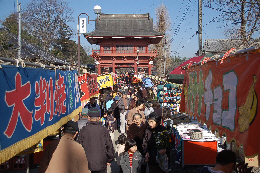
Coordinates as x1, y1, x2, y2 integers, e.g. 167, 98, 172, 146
0, 159, 12, 170
12, 155, 27, 170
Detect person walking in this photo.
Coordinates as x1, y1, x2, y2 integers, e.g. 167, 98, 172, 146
127, 113, 147, 173
109, 96, 120, 130
116, 134, 127, 173
45, 121, 90, 173
84, 97, 100, 110
118, 91, 130, 133
77, 108, 89, 131
120, 139, 143, 173
144, 101, 154, 119
143, 112, 167, 173
78, 108, 115, 173
126, 99, 146, 130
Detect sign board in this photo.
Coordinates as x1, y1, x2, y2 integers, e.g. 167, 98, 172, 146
97, 74, 113, 89
149, 61, 153, 64
181, 53, 260, 166
79, 18, 87, 34
0, 66, 81, 164
78, 73, 99, 103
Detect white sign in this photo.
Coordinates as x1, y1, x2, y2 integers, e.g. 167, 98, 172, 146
79, 18, 87, 34
149, 61, 153, 64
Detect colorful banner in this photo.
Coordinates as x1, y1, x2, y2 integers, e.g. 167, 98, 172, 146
0, 66, 81, 164
78, 73, 99, 103
97, 74, 113, 89
182, 53, 260, 166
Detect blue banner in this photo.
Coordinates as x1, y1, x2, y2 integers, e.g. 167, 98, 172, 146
0, 66, 81, 162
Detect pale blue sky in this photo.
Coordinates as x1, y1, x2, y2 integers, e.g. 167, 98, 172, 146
0, 0, 235, 58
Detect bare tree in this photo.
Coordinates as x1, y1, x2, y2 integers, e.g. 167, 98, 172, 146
22, 0, 74, 51
152, 4, 172, 77
205, 0, 260, 48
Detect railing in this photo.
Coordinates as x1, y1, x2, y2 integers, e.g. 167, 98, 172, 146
92, 49, 157, 54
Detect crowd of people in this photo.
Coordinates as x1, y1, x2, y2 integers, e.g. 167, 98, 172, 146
38, 81, 253, 173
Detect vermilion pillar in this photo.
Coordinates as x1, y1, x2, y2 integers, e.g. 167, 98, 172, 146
112, 61, 115, 74
148, 63, 152, 75
134, 61, 137, 75
98, 64, 101, 75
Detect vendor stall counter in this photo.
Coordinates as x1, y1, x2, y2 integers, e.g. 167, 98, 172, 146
174, 123, 218, 167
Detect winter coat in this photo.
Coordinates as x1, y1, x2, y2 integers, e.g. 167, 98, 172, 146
46, 136, 90, 173
128, 99, 136, 110
200, 166, 223, 173
144, 107, 154, 118
84, 102, 100, 109
126, 108, 145, 127
120, 151, 142, 173
110, 101, 120, 119
153, 107, 163, 118
77, 118, 89, 131
118, 97, 130, 113
142, 88, 147, 98
115, 144, 125, 165
78, 121, 115, 171
143, 125, 167, 164
127, 123, 147, 154
39, 139, 60, 173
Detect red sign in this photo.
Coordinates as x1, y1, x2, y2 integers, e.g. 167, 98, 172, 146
181, 53, 260, 166
78, 73, 99, 102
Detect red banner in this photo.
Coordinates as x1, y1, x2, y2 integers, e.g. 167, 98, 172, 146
78, 73, 99, 102
182, 53, 260, 166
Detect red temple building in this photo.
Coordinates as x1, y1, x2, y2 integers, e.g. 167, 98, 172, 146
85, 13, 163, 75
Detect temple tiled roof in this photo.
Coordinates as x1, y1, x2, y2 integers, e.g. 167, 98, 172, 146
86, 13, 163, 37
203, 39, 243, 53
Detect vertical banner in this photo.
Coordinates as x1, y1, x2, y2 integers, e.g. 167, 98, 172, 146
79, 18, 87, 34
78, 73, 99, 102
0, 66, 81, 164
182, 53, 260, 166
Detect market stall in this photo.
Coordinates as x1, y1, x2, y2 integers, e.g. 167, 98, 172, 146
181, 48, 260, 167
174, 121, 218, 167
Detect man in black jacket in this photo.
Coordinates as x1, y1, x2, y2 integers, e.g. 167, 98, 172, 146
78, 108, 115, 173
109, 96, 120, 131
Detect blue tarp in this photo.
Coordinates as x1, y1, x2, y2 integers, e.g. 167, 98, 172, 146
142, 78, 153, 88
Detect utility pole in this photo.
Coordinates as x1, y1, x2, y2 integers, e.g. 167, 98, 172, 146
17, 0, 21, 59
198, 0, 202, 56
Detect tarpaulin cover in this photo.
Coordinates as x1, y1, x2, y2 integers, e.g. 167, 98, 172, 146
0, 66, 81, 164
181, 53, 260, 166
169, 56, 204, 75
97, 74, 113, 89
142, 78, 153, 88
78, 73, 99, 103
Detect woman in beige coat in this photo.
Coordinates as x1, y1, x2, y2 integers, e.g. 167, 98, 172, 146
46, 121, 90, 173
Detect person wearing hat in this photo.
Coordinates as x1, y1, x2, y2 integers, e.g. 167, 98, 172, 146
78, 108, 115, 173
77, 108, 89, 131
44, 121, 90, 173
